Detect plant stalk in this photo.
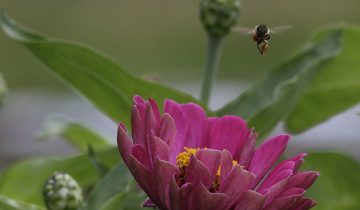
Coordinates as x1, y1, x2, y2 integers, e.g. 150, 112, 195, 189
200, 34, 224, 106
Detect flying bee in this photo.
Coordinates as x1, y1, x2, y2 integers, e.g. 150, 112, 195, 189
233, 24, 293, 55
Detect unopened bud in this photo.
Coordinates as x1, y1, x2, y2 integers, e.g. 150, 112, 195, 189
200, 0, 241, 37
43, 172, 83, 210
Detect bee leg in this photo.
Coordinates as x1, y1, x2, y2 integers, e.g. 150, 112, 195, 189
256, 42, 263, 55
261, 42, 269, 55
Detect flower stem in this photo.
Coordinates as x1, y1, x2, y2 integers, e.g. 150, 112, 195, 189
200, 34, 224, 106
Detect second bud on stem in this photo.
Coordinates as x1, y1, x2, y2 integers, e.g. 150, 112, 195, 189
199, 0, 241, 105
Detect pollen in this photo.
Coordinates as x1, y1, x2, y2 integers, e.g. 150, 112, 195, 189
176, 147, 244, 191
216, 160, 239, 177
176, 147, 199, 170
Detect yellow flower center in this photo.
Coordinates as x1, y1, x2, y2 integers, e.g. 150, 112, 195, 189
175, 147, 242, 192
176, 147, 199, 170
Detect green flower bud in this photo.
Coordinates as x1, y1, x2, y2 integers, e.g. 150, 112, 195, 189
43, 172, 83, 210
200, 0, 241, 37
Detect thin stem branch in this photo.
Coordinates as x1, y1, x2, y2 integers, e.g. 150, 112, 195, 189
200, 34, 224, 106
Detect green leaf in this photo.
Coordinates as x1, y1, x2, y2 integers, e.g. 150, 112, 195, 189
302, 152, 360, 210
217, 28, 342, 137
0, 12, 203, 127
0, 73, 7, 106
88, 145, 110, 177
286, 25, 360, 133
37, 117, 111, 152
81, 163, 132, 210
0, 195, 44, 210
0, 147, 120, 207
101, 181, 146, 210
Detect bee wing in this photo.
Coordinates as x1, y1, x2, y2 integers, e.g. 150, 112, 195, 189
232, 26, 254, 35
269, 25, 293, 34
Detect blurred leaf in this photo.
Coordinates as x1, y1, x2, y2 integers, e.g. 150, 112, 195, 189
0, 73, 7, 106
217, 28, 342, 137
0, 195, 44, 210
302, 152, 360, 210
286, 25, 360, 133
37, 117, 111, 152
0, 147, 120, 207
81, 162, 132, 210
102, 181, 146, 210
88, 145, 110, 177
0, 12, 203, 127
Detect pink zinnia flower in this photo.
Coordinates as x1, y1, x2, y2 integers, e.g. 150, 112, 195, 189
117, 96, 319, 210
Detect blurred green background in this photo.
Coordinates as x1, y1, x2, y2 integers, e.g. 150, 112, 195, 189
1, 0, 360, 89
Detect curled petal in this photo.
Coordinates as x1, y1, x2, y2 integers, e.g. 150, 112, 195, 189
263, 188, 305, 210
149, 98, 161, 123
258, 153, 307, 192
189, 183, 227, 210
131, 105, 145, 145
263, 171, 319, 206
219, 165, 255, 208
142, 198, 155, 208
164, 99, 189, 162
154, 159, 179, 209
248, 134, 290, 188
117, 123, 133, 165
152, 136, 170, 161
131, 144, 150, 167
170, 178, 192, 210
133, 95, 146, 119
128, 156, 160, 205
186, 156, 212, 189
158, 113, 177, 146
238, 131, 256, 168
290, 197, 316, 210
195, 149, 221, 179
286, 171, 320, 190
219, 150, 234, 185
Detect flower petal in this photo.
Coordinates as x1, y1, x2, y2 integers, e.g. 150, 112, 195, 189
169, 178, 192, 210
154, 159, 179, 209
117, 123, 132, 165
219, 165, 254, 209
157, 113, 177, 146
189, 183, 227, 210
195, 149, 221, 179
164, 99, 189, 162
186, 156, 212, 189
208, 116, 249, 160
263, 171, 319, 206
238, 130, 256, 168
290, 197, 316, 210
141, 198, 155, 208
286, 171, 320, 190
263, 188, 305, 210
219, 150, 234, 185
165, 100, 209, 159
152, 136, 170, 161
248, 134, 290, 188
143, 102, 159, 168
131, 144, 150, 167
279, 188, 305, 198
128, 155, 160, 206
234, 190, 265, 210
133, 95, 146, 119
131, 105, 145, 145
258, 153, 307, 192
149, 98, 161, 123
